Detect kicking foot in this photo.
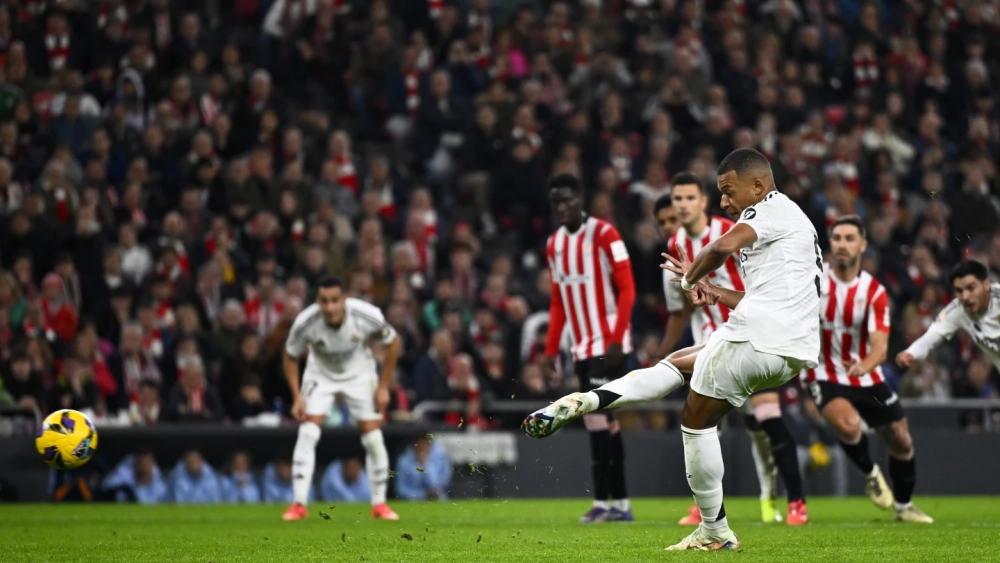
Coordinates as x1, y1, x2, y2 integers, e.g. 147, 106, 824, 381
579, 506, 610, 523
865, 466, 895, 510
895, 504, 934, 523
372, 503, 400, 520
665, 524, 740, 551
677, 505, 701, 526
786, 500, 808, 526
522, 392, 594, 438
761, 498, 782, 523
282, 503, 308, 521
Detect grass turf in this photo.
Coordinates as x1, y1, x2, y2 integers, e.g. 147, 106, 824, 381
0, 497, 997, 562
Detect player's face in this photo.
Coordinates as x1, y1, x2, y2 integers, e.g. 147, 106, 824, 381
317, 285, 347, 326
717, 170, 762, 216
829, 224, 867, 269
952, 275, 991, 315
671, 183, 707, 228
549, 186, 582, 228
656, 206, 679, 240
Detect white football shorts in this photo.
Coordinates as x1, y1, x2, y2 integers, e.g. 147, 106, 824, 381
691, 332, 807, 408
301, 367, 380, 422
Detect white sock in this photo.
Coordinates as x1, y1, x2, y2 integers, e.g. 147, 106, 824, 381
292, 421, 321, 505
592, 500, 609, 510
585, 360, 685, 410
360, 428, 389, 506
748, 429, 776, 501
611, 498, 631, 512
894, 501, 912, 511
682, 425, 730, 537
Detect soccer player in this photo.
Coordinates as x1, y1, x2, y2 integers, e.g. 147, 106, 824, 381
282, 276, 401, 521
525, 149, 821, 550
544, 173, 636, 522
898, 259, 1000, 371
663, 172, 807, 526
802, 216, 933, 523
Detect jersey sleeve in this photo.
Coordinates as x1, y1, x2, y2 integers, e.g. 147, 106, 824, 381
598, 222, 636, 345
663, 239, 685, 313
285, 309, 316, 357
356, 305, 397, 345
904, 301, 963, 360
866, 287, 890, 333
735, 198, 782, 249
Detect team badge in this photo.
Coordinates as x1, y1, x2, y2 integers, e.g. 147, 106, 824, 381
351, 334, 360, 343
742, 208, 756, 220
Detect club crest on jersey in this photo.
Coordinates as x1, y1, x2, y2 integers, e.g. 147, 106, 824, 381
742, 208, 756, 220
351, 334, 360, 343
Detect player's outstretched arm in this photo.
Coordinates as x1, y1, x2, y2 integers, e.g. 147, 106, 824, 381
897, 304, 961, 367
684, 223, 757, 286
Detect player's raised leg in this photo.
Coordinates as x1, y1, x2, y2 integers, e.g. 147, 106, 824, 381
522, 349, 692, 439
876, 418, 933, 523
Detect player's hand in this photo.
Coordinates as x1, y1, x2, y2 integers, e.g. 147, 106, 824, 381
541, 356, 558, 381
843, 360, 866, 377
668, 277, 720, 306
896, 351, 914, 368
604, 342, 624, 371
375, 385, 390, 414
660, 246, 692, 278
291, 396, 307, 421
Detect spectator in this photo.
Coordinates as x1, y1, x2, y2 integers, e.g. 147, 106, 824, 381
127, 379, 161, 426
395, 436, 452, 501
161, 356, 224, 423
220, 452, 261, 504
1, 351, 44, 413
46, 355, 99, 415
320, 458, 370, 503
103, 452, 169, 504
170, 450, 222, 504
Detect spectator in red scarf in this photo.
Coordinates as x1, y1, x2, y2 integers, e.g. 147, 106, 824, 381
40, 273, 77, 343
161, 355, 224, 422
110, 322, 162, 415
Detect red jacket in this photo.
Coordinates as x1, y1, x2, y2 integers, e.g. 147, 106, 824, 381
41, 299, 78, 342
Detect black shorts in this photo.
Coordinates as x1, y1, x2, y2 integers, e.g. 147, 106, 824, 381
805, 380, 905, 428
575, 356, 629, 392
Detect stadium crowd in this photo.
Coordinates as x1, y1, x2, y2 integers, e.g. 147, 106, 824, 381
0, 0, 999, 432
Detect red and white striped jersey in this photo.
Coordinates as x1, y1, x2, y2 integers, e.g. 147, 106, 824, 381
801, 267, 891, 387
664, 216, 745, 345
546, 216, 634, 361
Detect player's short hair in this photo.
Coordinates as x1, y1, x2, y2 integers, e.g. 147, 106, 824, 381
547, 173, 582, 194
830, 215, 866, 238
949, 259, 989, 284
654, 194, 672, 215
717, 148, 772, 178
670, 171, 705, 194
317, 275, 344, 291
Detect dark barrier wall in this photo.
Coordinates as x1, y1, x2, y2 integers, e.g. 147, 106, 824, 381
4, 426, 1000, 502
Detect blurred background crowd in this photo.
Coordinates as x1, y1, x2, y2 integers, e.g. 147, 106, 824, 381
0, 0, 999, 434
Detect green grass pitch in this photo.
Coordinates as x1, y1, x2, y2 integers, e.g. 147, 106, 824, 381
1, 497, 997, 562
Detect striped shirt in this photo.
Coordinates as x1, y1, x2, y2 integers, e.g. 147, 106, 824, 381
664, 216, 745, 345
801, 267, 890, 387
546, 216, 633, 361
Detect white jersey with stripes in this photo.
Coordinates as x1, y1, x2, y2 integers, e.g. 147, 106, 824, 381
285, 298, 396, 381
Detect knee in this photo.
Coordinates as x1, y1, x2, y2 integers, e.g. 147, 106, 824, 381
887, 427, 914, 459
681, 401, 721, 430
833, 416, 863, 442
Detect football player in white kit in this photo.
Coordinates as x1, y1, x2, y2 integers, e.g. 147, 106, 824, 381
898, 259, 1000, 372
524, 149, 821, 550
282, 276, 401, 521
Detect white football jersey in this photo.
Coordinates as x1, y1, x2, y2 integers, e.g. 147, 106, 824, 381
285, 298, 397, 380
718, 191, 821, 367
905, 284, 1000, 369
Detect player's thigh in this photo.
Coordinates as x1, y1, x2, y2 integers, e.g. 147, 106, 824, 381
806, 381, 864, 438
302, 373, 337, 418
855, 383, 905, 429
690, 336, 796, 410
339, 374, 382, 424
665, 344, 704, 377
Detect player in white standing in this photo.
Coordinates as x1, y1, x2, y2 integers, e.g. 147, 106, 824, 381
898, 258, 1000, 377
661, 173, 807, 526
801, 216, 933, 523
524, 149, 821, 550
282, 276, 401, 521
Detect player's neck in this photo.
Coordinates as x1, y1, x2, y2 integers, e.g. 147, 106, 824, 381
684, 214, 709, 237
832, 264, 861, 284
564, 215, 585, 233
